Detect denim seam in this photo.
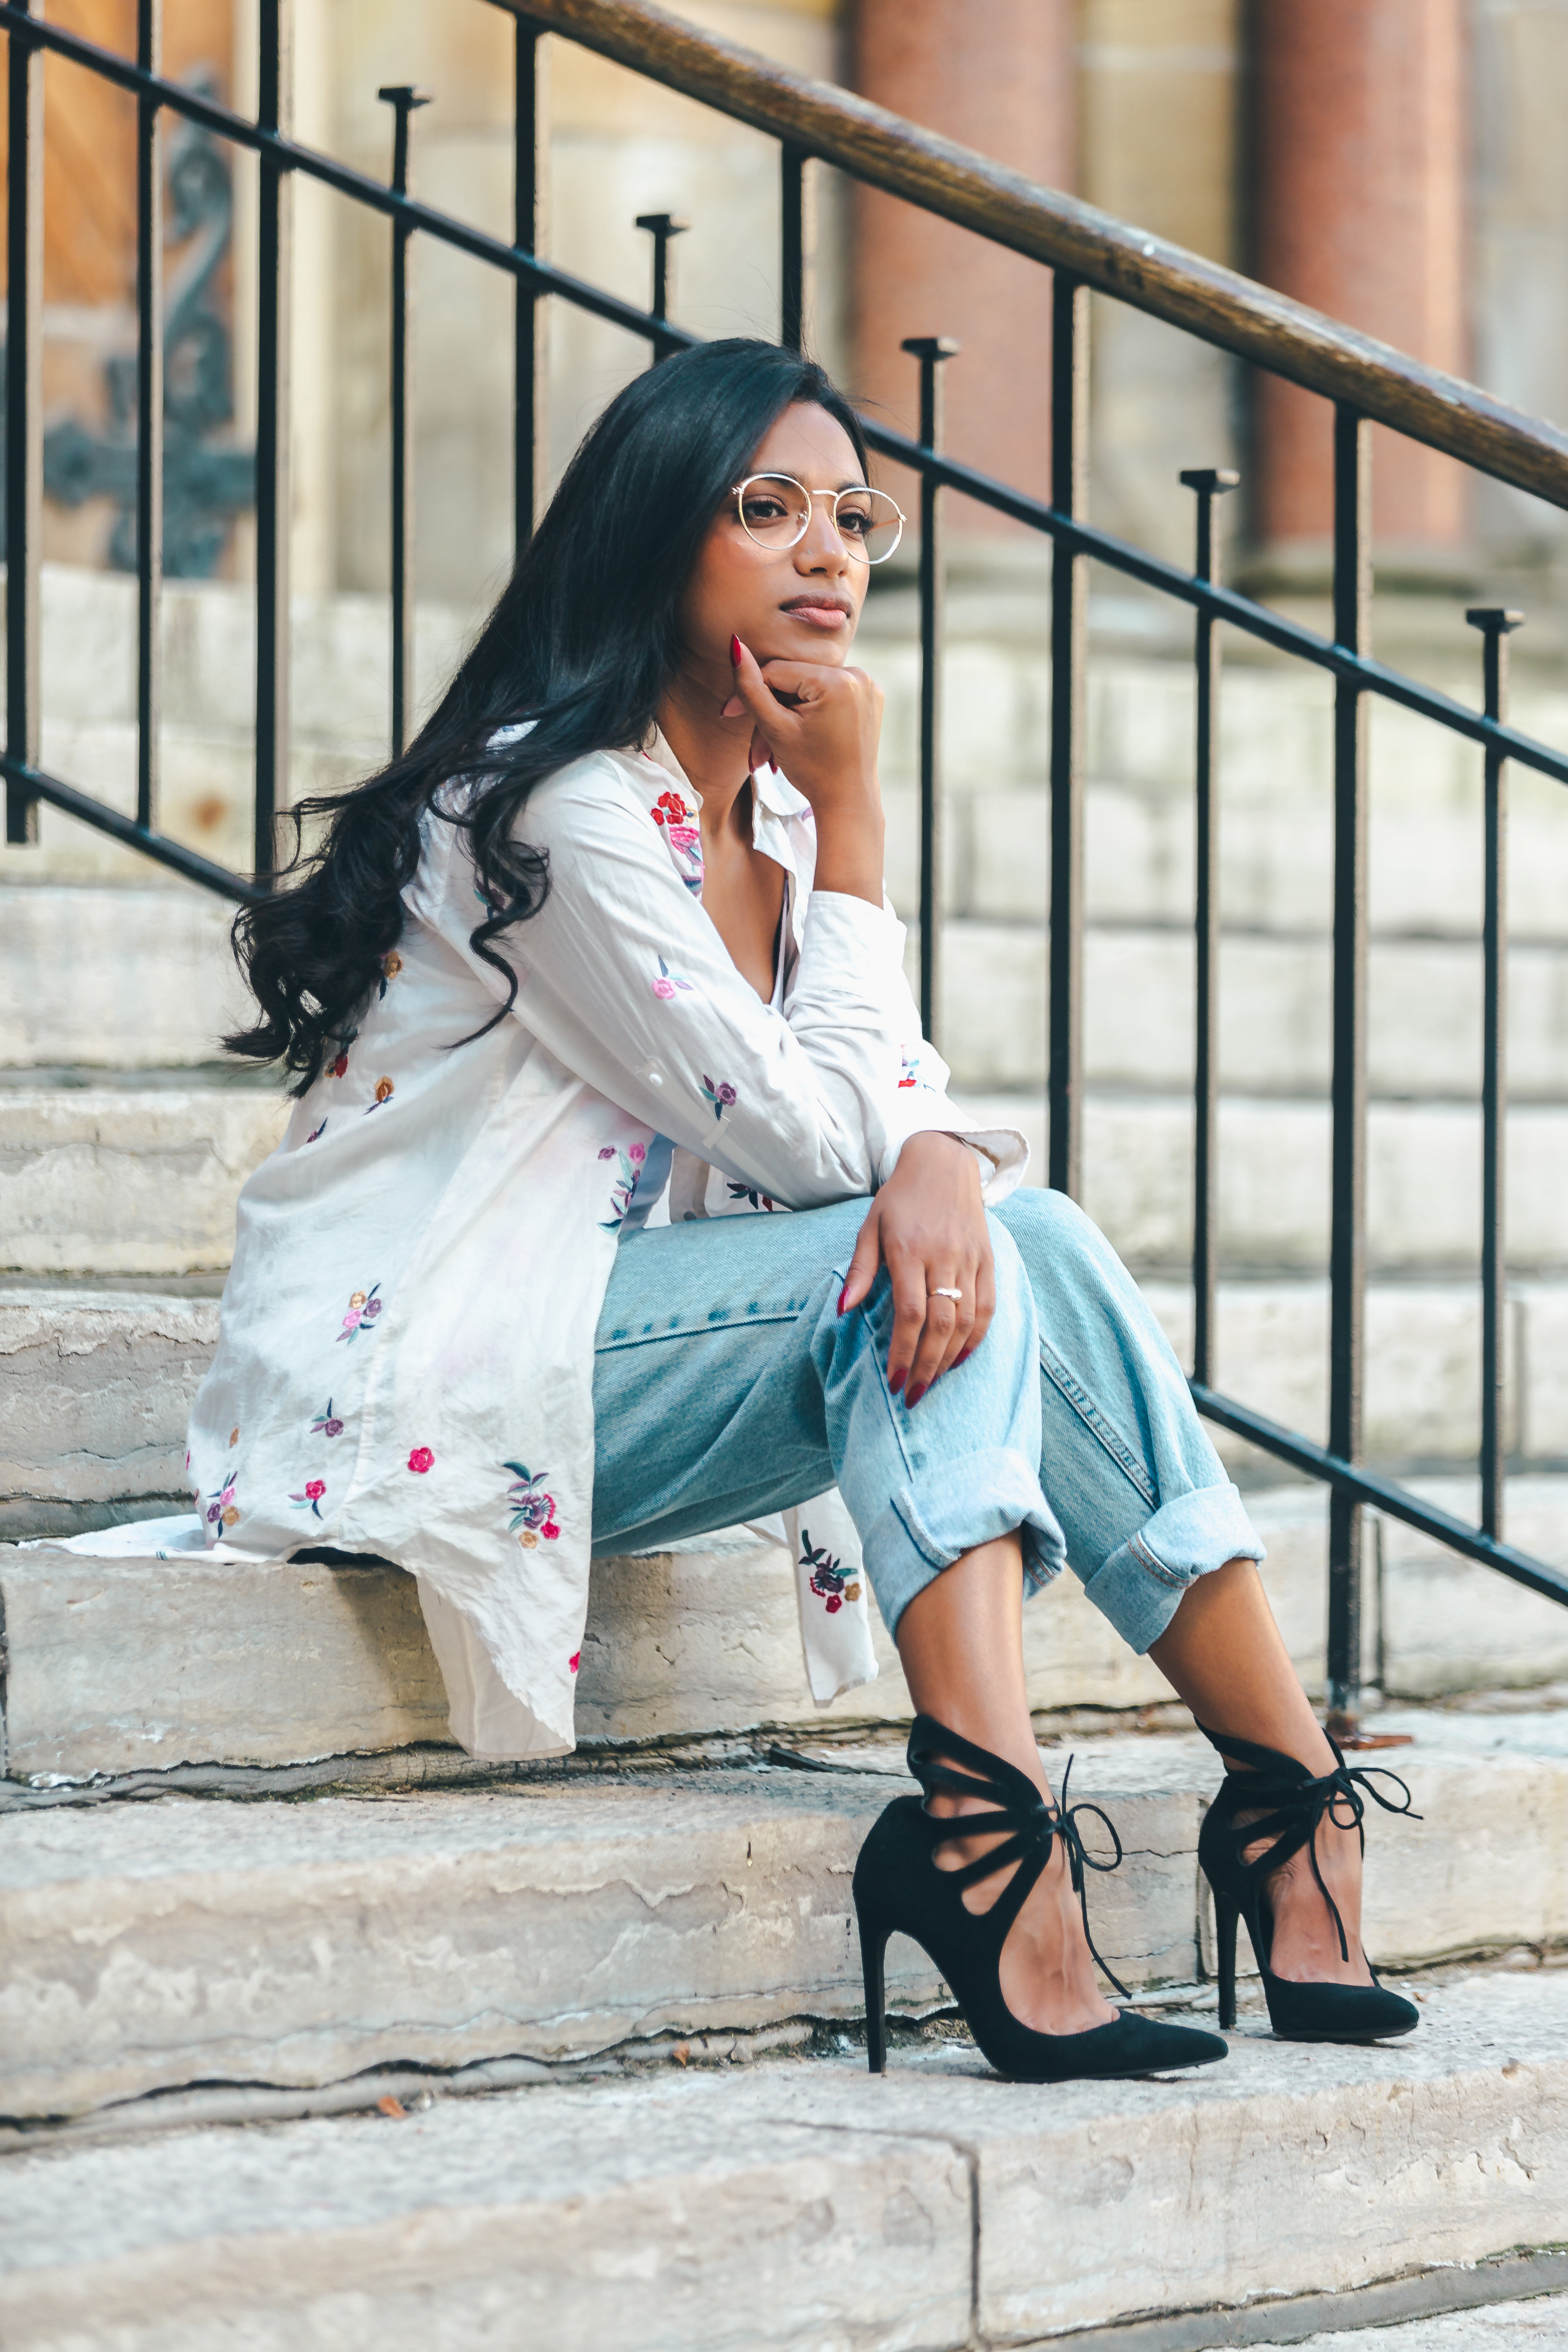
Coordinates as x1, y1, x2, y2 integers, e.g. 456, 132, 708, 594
1128, 1525, 1191, 1589
887, 1484, 951, 1573
1036, 1338, 1159, 1510
595, 1308, 805, 1354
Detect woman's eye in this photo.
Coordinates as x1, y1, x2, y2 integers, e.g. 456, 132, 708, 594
837, 504, 872, 538
743, 496, 788, 524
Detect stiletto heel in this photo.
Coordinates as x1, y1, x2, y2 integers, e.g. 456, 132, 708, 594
1212, 1886, 1239, 2033
851, 1715, 1228, 2083
1195, 1721, 1421, 2043
856, 1896, 890, 2074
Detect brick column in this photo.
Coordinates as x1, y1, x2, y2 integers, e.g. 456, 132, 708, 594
1251, 0, 1466, 553
849, 0, 1074, 524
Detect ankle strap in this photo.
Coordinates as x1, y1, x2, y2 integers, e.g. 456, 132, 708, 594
906, 1715, 1131, 1998
1195, 1719, 1420, 1960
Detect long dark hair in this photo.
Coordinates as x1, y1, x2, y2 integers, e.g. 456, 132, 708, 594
226, 338, 870, 1093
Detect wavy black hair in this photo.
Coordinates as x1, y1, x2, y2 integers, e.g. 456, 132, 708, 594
225, 337, 870, 1093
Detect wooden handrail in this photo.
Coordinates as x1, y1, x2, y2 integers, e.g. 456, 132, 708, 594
504, 0, 1568, 514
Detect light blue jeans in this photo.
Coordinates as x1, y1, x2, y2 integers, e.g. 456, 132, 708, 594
591, 1188, 1263, 1652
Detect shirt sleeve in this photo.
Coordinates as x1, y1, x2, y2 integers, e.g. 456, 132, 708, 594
443, 754, 922, 1209
867, 938, 1029, 1205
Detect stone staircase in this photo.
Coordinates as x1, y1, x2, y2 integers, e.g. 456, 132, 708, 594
4, 566, 1568, 2344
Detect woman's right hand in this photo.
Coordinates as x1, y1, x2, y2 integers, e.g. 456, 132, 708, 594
724, 637, 885, 902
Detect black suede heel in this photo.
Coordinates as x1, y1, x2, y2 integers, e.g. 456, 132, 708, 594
852, 1715, 1228, 2082
1196, 1722, 1421, 2042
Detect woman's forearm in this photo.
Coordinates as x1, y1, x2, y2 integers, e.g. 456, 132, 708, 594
810, 804, 885, 904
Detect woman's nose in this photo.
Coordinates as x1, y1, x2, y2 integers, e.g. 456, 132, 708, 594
798, 497, 851, 568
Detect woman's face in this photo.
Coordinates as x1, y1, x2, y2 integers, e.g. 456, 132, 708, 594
677, 402, 874, 683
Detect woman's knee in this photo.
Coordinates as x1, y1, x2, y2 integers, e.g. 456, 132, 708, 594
992, 1183, 1106, 1282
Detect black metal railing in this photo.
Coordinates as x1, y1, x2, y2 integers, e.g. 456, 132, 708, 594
5, 0, 1568, 1732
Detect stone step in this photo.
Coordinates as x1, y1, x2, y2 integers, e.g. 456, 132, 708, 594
0, 1076, 288, 1277
8, 559, 1568, 946
4, 1711, 1566, 2123
932, 920, 1568, 1097
1, 1965, 1564, 2347
8, 1273, 1568, 1559
10, 1075, 1568, 1280
8, 878, 1568, 1103
6, 1495, 1568, 1783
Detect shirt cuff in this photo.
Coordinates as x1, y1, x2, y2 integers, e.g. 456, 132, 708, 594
881, 1103, 1029, 1203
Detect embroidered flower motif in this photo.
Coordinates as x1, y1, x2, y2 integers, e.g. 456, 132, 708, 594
330, 1027, 360, 1080
305, 1118, 328, 1144
505, 1461, 561, 1547
311, 1400, 344, 1438
598, 1146, 615, 1159
289, 1478, 327, 1518
652, 954, 696, 1001
660, 813, 704, 897
336, 1283, 383, 1342
725, 1181, 777, 1212
701, 1075, 737, 1124
897, 1045, 931, 1091
377, 949, 403, 999
365, 1076, 394, 1112
649, 789, 691, 828
205, 1475, 239, 1530
229, 1427, 240, 1448
599, 1148, 644, 1233
407, 1446, 434, 1474
801, 1530, 861, 1615
569, 1651, 581, 1675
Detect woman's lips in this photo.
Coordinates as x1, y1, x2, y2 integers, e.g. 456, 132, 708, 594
780, 599, 851, 630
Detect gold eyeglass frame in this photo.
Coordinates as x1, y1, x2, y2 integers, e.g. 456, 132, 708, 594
728, 472, 907, 565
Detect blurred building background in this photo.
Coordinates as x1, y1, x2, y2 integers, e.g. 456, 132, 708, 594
13, 0, 1568, 624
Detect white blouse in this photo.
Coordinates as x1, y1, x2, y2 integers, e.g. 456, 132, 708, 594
186, 735, 1026, 1757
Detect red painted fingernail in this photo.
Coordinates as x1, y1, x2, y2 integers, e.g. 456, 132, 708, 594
768, 758, 779, 773
888, 1367, 906, 1395
955, 1348, 974, 1367
729, 635, 742, 665
837, 1285, 848, 1316
906, 1382, 927, 1408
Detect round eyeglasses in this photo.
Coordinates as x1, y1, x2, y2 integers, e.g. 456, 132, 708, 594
729, 473, 906, 565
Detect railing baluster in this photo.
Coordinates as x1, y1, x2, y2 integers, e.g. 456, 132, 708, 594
3, 0, 42, 847
1327, 404, 1371, 1738
1049, 275, 1089, 1198
1467, 605, 1524, 1542
636, 212, 688, 365
514, 21, 542, 555
780, 143, 805, 352
135, 0, 163, 835
901, 335, 957, 1050
1181, 466, 1240, 1388
380, 85, 431, 760
254, 0, 293, 883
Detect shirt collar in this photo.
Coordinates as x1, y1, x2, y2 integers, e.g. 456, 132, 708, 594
639, 728, 810, 826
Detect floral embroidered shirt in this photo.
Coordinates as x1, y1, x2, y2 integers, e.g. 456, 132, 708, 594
185, 732, 1026, 1758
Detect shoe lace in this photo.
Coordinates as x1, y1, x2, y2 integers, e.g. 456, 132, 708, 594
1196, 1722, 1421, 1962
906, 1716, 1132, 1998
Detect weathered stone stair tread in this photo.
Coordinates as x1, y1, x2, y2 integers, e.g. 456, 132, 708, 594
4, 1716, 1564, 2122
10, 1486, 1568, 1785
2, 1969, 1564, 2351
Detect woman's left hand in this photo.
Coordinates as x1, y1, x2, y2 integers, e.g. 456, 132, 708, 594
839, 1132, 995, 1405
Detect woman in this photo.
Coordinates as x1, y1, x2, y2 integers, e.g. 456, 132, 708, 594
198, 338, 1417, 2084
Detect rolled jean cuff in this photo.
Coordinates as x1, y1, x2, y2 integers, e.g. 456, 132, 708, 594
1081, 1480, 1265, 1655
861, 1445, 1067, 1637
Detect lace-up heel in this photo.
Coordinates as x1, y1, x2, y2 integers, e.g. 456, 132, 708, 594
852, 1715, 1228, 2082
1196, 1723, 1421, 2042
